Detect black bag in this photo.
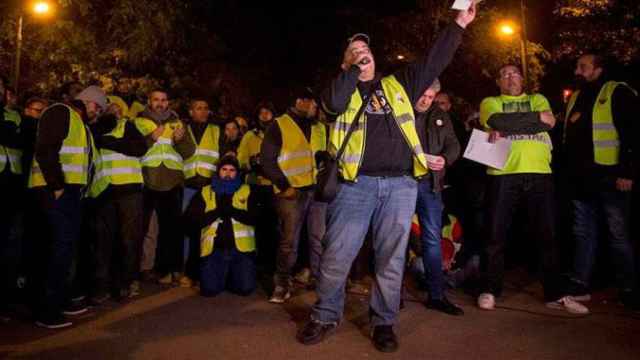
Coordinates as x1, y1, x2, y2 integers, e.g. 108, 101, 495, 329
315, 96, 371, 202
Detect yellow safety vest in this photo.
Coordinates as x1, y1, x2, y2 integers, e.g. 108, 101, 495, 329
0, 107, 23, 175
184, 123, 220, 179
329, 75, 428, 181
565, 81, 637, 166
237, 128, 272, 186
28, 104, 94, 188
88, 119, 143, 198
275, 114, 326, 192
135, 117, 185, 171
200, 184, 256, 256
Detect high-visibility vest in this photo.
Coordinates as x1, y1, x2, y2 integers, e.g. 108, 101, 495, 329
329, 75, 428, 181
0, 108, 23, 175
88, 119, 143, 198
565, 81, 637, 166
200, 184, 256, 256
275, 114, 326, 191
135, 117, 184, 170
183, 124, 220, 180
237, 128, 272, 186
28, 104, 94, 188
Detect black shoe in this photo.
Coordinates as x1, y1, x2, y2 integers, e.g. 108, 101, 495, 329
88, 293, 110, 306
620, 290, 639, 311
62, 302, 88, 316
565, 280, 591, 302
425, 297, 464, 316
371, 325, 398, 353
297, 320, 337, 345
36, 314, 72, 329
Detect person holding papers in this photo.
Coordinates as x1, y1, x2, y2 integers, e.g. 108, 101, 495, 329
476, 64, 588, 314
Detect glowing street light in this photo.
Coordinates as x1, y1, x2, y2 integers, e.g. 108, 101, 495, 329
14, 1, 54, 95
496, 19, 528, 85
396, 55, 405, 60
33, 2, 51, 15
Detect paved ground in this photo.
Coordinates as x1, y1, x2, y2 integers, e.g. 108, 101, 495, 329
1, 276, 639, 360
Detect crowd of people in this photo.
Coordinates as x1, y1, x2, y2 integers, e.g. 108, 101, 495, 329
1, 3, 638, 353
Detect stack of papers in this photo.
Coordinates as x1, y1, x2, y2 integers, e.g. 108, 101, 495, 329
463, 129, 512, 170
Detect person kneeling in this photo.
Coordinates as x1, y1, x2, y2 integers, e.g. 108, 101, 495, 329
185, 156, 258, 297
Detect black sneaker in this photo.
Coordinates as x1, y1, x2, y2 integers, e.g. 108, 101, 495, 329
371, 325, 398, 353
297, 320, 337, 345
63, 302, 88, 316
425, 297, 464, 316
88, 293, 110, 306
36, 315, 72, 329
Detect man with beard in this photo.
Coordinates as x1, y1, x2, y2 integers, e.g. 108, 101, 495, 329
184, 155, 258, 297
563, 53, 638, 309
476, 65, 588, 315
27, 85, 103, 328
237, 101, 279, 273
135, 89, 195, 286
261, 87, 327, 304
181, 98, 221, 287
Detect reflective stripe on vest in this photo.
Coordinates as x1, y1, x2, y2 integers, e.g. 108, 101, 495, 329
275, 114, 326, 191
237, 129, 272, 186
184, 124, 220, 179
88, 120, 143, 198
565, 81, 637, 166
199, 184, 256, 256
28, 104, 93, 188
135, 117, 185, 170
0, 108, 23, 175
329, 75, 428, 181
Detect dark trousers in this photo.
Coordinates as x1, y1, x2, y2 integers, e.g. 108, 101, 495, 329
274, 188, 314, 287
32, 187, 83, 320
0, 175, 22, 310
481, 174, 561, 301
93, 190, 144, 295
143, 187, 183, 275
253, 185, 279, 274
200, 248, 256, 297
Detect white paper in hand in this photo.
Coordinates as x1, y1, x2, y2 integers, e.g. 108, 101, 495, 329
451, 0, 473, 10
463, 129, 512, 170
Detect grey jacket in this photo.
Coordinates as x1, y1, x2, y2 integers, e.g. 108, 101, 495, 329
415, 107, 461, 192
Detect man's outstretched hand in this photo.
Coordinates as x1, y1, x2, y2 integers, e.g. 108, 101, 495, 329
455, 1, 478, 29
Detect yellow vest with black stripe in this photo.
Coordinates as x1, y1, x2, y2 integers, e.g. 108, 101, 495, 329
183, 124, 220, 180
565, 81, 637, 166
275, 114, 326, 191
237, 128, 272, 186
329, 75, 428, 181
28, 104, 94, 188
135, 117, 184, 170
200, 184, 255, 256
0, 108, 23, 175
88, 119, 143, 198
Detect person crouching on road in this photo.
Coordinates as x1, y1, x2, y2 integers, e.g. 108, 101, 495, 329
184, 155, 258, 297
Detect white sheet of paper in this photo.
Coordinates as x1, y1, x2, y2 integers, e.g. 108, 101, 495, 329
463, 129, 512, 170
451, 0, 473, 10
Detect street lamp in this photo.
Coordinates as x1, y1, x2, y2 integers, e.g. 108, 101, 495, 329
14, 1, 54, 96
496, 20, 528, 85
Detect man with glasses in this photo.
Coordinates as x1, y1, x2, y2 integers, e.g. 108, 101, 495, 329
476, 64, 588, 314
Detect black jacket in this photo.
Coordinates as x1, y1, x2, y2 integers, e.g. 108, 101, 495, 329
415, 107, 460, 192
320, 23, 464, 178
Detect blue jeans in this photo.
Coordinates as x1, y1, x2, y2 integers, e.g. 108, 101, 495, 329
307, 201, 327, 279
200, 248, 256, 297
312, 175, 417, 327
37, 187, 83, 320
571, 190, 635, 290
415, 180, 445, 300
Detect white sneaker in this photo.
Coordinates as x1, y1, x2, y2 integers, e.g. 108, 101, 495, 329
546, 296, 590, 315
477, 293, 495, 310
269, 286, 291, 304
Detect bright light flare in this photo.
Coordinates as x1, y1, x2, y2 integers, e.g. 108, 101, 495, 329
33, 2, 51, 15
